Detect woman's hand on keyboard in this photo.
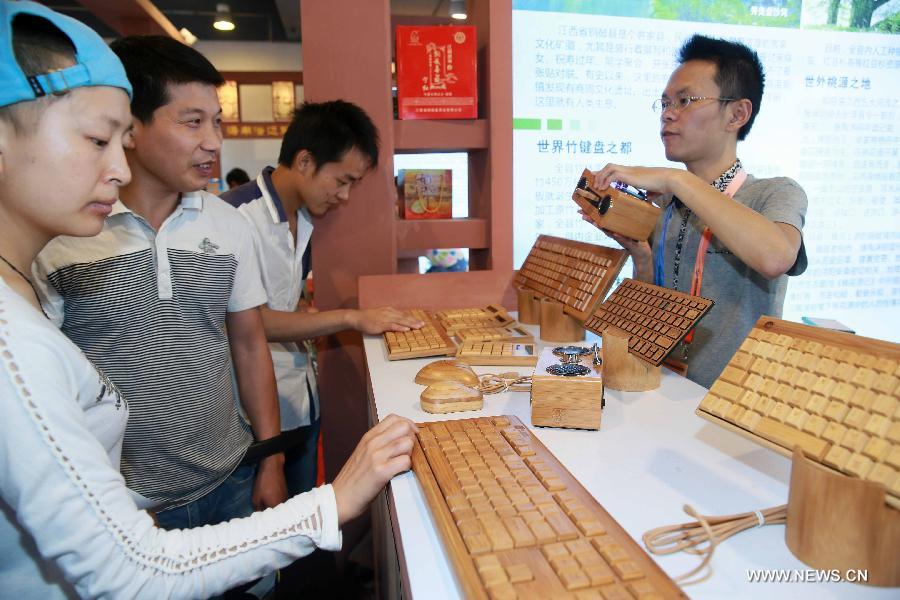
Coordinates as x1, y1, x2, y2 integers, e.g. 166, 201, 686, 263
332, 414, 419, 525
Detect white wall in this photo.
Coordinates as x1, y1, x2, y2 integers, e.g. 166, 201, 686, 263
194, 40, 302, 71
219, 138, 282, 192
194, 42, 301, 192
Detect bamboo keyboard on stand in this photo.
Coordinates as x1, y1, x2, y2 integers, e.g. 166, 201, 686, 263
697, 317, 900, 507
583, 279, 714, 367
411, 415, 685, 599
514, 235, 627, 322
383, 309, 457, 360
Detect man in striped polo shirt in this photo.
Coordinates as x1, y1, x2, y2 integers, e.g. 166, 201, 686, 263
222, 101, 422, 499
34, 36, 287, 529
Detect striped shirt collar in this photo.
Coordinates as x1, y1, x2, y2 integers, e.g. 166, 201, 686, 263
109, 192, 204, 217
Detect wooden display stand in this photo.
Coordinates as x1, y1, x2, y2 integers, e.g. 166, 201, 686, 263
539, 298, 584, 343
516, 287, 541, 325
785, 449, 900, 587
601, 329, 661, 392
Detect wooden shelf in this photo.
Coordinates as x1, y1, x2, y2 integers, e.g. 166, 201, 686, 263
301, 2, 513, 559
396, 218, 489, 251
394, 119, 489, 152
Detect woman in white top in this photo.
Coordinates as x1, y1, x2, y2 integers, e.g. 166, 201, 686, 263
0, 3, 417, 598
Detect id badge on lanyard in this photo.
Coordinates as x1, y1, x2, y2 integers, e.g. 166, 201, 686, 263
657, 170, 748, 377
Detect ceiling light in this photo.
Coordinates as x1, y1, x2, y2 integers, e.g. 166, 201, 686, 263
449, 0, 467, 20
179, 27, 197, 46
213, 3, 235, 32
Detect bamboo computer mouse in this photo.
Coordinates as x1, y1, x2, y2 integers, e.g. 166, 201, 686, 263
414, 359, 479, 387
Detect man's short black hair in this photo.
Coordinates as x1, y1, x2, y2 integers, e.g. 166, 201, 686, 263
677, 34, 765, 141
109, 35, 223, 123
226, 167, 250, 186
0, 14, 77, 131
278, 100, 380, 172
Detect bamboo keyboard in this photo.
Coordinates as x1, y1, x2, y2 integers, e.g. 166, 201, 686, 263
437, 305, 515, 335
383, 309, 457, 360
697, 317, 900, 507
457, 342, 539, 367
412, 416, 684, 600
515, 235, 627, 322
455, 325, 534, 344
583, 279, 714, 367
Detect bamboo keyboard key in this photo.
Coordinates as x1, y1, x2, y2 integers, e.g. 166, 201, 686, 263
487, 582, 517, 600
731, 351, 753, 370
755, 417, 830, 461
845, 453, 874, 479
709, 380, 742, 402
889, 424, 900, 445
463, 532, 493, 555
785, 407, 809, 430
805, 394, 828, 415
597, 584, 632, 600
867, 464, 897, 489
629, 580, 663, 599
864, 414, 891, 438
849, 388, 876, 410
584, 563, 617, 586
872, 394, 899, 417
823, 400, 849, 422
558, 567, 592, 591
503, 516, 536, 548
862, 437, 891, 462
802, 415, 828, 438
843, 407, 869, 430
549, 554, 579, 572
478, 566, 508, 587
824, 445, 852, 471
506, 563, 534, 583
594, 541, 628, 563
872, 373, 899, 395
610, 560, 644, 581
546, 511, 579, 541
821, 421, 847, 445
841, 430, 869, 454
768, 402, 790, 423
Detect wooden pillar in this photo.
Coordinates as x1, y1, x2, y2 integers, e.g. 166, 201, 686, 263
300, 0, 397, 558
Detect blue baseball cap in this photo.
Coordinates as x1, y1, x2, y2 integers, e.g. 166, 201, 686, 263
0, 0, 131, 109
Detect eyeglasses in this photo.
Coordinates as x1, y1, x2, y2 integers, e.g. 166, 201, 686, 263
651, 95, 736, 114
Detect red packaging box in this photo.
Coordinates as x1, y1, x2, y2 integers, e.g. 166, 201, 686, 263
396, 25, 477, 120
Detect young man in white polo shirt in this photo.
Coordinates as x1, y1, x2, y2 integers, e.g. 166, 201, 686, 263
34, 36, 287, 529
222, 100, 423, 498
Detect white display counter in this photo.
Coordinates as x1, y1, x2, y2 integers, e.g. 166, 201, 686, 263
363, 326, 896, 599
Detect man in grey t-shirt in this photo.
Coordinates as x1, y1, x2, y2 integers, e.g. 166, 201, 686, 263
583, 34, 807, 388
